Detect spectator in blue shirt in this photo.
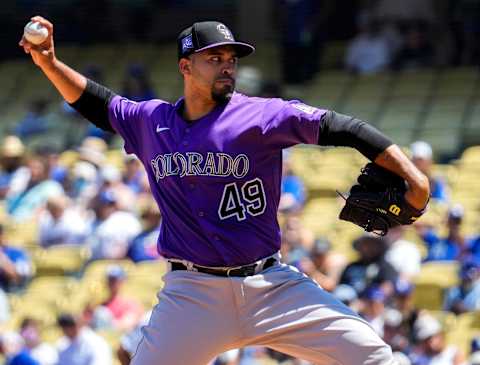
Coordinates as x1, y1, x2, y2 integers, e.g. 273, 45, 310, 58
127, 201, 162, 262
0, 224, 33, 292
444, 258, 480, 314
279, 155, 305, 213
410, 141, 449, 204
0, 332, 39, 365
14, 99, 50, 141
418, 204, 469, 262
8, 349, 40, 365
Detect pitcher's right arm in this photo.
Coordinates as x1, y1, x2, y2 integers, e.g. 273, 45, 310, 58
19, 15, 116, 132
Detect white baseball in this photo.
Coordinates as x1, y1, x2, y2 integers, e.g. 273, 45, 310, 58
24, 21, 48, 45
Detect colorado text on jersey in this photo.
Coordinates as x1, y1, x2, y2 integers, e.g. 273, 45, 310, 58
151, 152, 250, 181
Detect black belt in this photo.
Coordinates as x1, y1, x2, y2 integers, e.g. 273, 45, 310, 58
170, 257, 277, 277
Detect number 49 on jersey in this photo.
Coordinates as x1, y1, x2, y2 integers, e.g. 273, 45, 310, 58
218, 178, 266, 221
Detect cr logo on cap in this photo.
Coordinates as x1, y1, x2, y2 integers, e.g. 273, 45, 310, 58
217, 24, 234, 41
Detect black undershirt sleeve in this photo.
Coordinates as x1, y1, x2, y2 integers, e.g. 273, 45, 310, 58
68, 78, 116, 133
318, 110, 393, 161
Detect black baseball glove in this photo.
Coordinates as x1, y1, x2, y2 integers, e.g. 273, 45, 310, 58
338, 163, 426, 235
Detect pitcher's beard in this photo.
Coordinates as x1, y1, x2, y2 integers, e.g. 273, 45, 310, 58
211, 83, 235, 103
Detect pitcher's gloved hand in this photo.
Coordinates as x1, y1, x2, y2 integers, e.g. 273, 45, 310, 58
338, 162, 427, 235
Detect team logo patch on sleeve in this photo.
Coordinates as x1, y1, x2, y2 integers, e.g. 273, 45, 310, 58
292, 103, 318, 115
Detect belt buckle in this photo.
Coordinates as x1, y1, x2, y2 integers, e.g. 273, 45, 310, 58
225, 267, 235, 277
226, 264, 256, 277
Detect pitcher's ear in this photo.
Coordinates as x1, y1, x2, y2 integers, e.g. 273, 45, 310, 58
179, 58, 191, 76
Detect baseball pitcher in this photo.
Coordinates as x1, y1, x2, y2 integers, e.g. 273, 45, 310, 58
20, 16, 430, 365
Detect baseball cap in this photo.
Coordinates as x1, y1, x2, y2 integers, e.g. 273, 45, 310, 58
414, 315, 442, 341
332, 284, 358, 304
177, 21, 255, 60
362, 286, 386, 302
1, 136, 25, 158
448, 204, 464, 221
394, 279, 414, 296
410, 141, 433, 160
98, 190, 117, 205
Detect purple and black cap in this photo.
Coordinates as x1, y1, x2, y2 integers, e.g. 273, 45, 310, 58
177, 21, 255, 60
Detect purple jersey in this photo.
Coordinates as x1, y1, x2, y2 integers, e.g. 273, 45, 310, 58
109, 92, 326, 266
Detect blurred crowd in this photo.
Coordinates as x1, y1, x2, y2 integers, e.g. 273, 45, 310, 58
1, 111, 480, 365
279, 0, 480, 84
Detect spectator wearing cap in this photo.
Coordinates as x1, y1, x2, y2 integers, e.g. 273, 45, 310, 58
345, 17, 392, 75
0, 224, 33, 292
393, 279, 419, 345
0, 136, 29, 200
443, 258, 480, 314
410, 141, 449, 204
38, 194, 89, 247
19, 318, 58, 365
77, 137, 107, 170
6, 156, 64, 222
358, 286, 388, 337
121, 64, 156, 102
14, 99, 51, 141
68, 161, 99, 207
383, 308, 411, 356
56, 313, 112, 365
385, 226, 422, 279
87, 190, 141, 260
410, 314, 465, 365
127, 201, 162, 262
100, 165, 136, 211
417, 204, 470, 262
332, 284, 359, 310
339, 234, 398, 296
91, 266, 144, 332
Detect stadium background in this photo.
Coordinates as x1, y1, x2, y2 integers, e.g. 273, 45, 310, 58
0, 1, 480, 364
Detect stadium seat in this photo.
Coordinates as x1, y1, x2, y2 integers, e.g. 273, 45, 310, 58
428, 310, 457, 333
415, 261, 459, 287
83, 259, 135, 280
457, 311, 480, 330
32, 245, 90, 276
412, 283, 446, 311
58, 150, 79, 168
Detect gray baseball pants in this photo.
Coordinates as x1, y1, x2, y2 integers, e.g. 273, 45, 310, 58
131, 260, 395, 365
